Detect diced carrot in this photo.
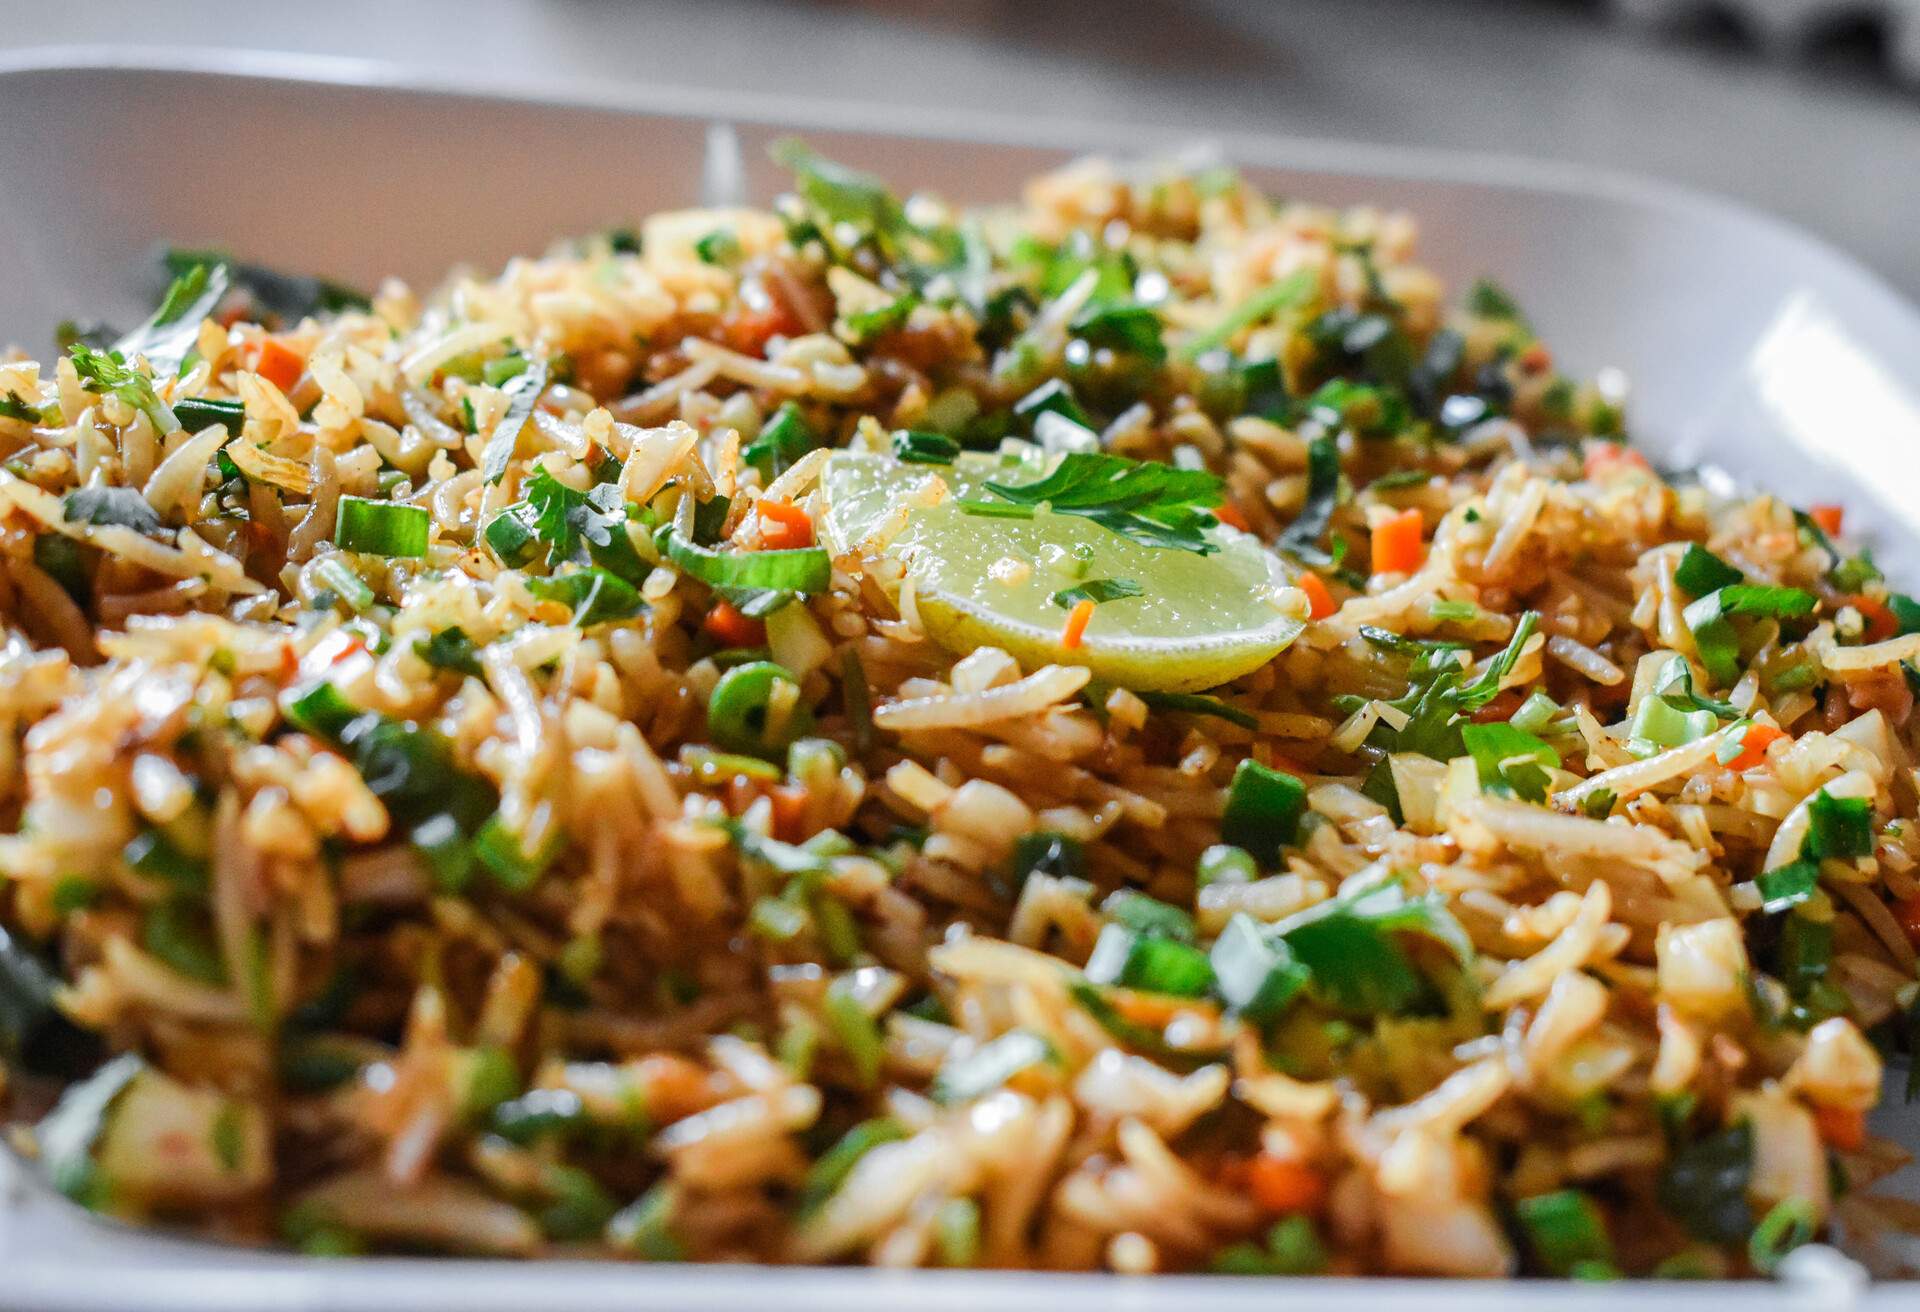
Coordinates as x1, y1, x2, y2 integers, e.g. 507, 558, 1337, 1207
1895, 892, 1920, 949
1371, 507, 1425, 576
1517, 341, 1552, 374
701, 600, 766, 648
1813, 1103, 1867, 1153
1852, 594, 1899, 644
1060, 598, 1095, 649
1809, 504, 1844, 537
329, 636, 368, 665
1213, 503, 1251, 533
1297, 571, 1336, 620
1723, 722, 1786, 773
757, 498, 814, 550
1257, 749, 1316, 778
769, 785, 809, 843
1245, 1153, 1327, 1214
1582, 442, 1649, 480
252, 338, 306, 393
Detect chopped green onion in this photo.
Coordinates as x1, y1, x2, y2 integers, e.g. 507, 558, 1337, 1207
1070, 301, 1165, 361
1209, 914, 1309, 1022
1220, 759, 1306, 864
1100, 889, 1195, 942
1427, 598, 1479, 623
744, 402, 816, 481
526, 567, 646, 627
655, 525, 831, 596
1674, 544, 1742, 596
1683, 585, 1818, 686
490, 1088, 589, 1144
1581, 787, 1617, 820
333, 496, 429, 557
473, 816, 565, 891
1012, 378, 1092, 432
930, 1029, 1051, 1105
748, 895, 809, 942
1005, 831, 1085, 887
1748, 1196, 1817, 1275
480, 358, 548, 484
414, 626, 484, 677
1196, 844, 1257, 888
606, 1182, 683, 1260
1136, 690, 1258, 730
1509, 689, 1560, 735
1460, 721, 1557, 803
1516, 1189, 1614, 1277
174, 396, 245, 435
1756, 860, 1819, 914
1084, 924, 1215, 996
123, 829, 208, 896
891, 429, 960, 464
707, 660, 814, 758
1627, 692, 1717, 750
824, 976, 883, 1088
311, 558, 376, 613
1804, 789, 1873, 860
1886, 592, 1920, 636
1181, 268, 1316, 360
796, 1118, 905, 1217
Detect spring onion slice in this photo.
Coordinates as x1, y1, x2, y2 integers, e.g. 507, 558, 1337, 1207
480, 358, 549, 484
334, 496, 430, 558
654, 525, 830, 596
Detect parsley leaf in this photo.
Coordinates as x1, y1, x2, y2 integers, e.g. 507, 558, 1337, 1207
962, 453, 1225, 555
67, 346, 178, 435
1050, 577, 1143, 609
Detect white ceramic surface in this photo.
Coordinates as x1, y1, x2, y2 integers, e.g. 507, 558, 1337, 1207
1, 45, 1918, 1312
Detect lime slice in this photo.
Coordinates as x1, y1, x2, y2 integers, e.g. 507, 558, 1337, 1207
821, 448, 1304, 693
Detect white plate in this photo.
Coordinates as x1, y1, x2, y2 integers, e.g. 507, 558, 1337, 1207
0, 44, 1917, 1312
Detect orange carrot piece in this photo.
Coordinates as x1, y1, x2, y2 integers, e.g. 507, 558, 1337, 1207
701, 600, 766, 648
1809, 504, 1844, 537
1060, 598, 1095, 649
252, 338, 305, 393
756, 498, 814, 550
1852, 594, 1899, 644
1371, 507, 1425, 576
1213, 503, 1251, 533
1813, 1104, 1866, 1153
1724, 722, 1786, 773
1298, 571, 1336, 620
1246, 1154, 1327, 1214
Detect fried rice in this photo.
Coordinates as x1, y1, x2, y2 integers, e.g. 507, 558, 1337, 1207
0, 142, 1917, 1281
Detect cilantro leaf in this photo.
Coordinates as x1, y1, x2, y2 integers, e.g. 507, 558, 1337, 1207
1050, 577, 1143, 609
963, 452, 1225, 555
116, 261, 230, 377
1278, 435, 1341, 566
67, 346, 178, 435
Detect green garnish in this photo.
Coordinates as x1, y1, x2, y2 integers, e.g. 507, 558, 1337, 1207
1209, 913, 1310, 1022
891, 429, 960, 465
1516, 1189, 1615, 1277
655, 525, 830, 597
63, 485, 164, 536
525, 567, 646, 627
1460, 721, 1557, 803
479, 358, 549, 484
1804, 789, 1873, 860
1683, 585, 1818, 687
333, 497, 430, 558
962, 452, 1226, 556
174, 396, 245, 435
1181, 269, 1316, 360
744, 402, 817, 481
797, 1119, 906, 1217
1673, 544, 1742, 597
116, 261, 230, 378
706, 660, 814, 758
1050, 577, 1142, 609
1220, 759, 1306, 864
67, 346, 178, 435
930, 1030, 1052, 1104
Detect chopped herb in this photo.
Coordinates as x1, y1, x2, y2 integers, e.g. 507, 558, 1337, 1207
333, 496, 430, 558
1209, 913, 1310, 1021
1137, 690, 1258, 730
744, 402, 817, 481
797, 1118, 906, 1216
655, 525, 831, 597
1684, 585, 1818, 687
526, 567, 646, 628
693, 228, 741, 266
63, 485, 164, 535
1277, 435, 1342, 567
1012, 378, 1093, 432
891, 429, 960, 465
1460, 721, 1557, 803
0, 391, 44, 423
1517, 1190, 1614, 1277
1756, 860, 1819, 914
1748, 1197, 1816, 1275
67, 346, 178, 434
116, 261, 231, 378
1071, 300, 1165, 361
1658, 1121, 1753, 1245
1270, 876, 1471, 1016
706, 660, 814, 758
1181, 268, 1316, 360
1084, 924, 1214, 996
413, 626, 484, 678
1804, 789, 1873, 860
963, 452, 1225, 556
1220, 759, 1306, 864
844, 291, 917, 344
173, 396, 245, 435
160, 247, 370, 324
1050, 577, 1142, 609
1004, 830, 1085, 888
479, 358, 548, 484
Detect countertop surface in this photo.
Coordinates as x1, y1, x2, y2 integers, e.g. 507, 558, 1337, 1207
0, 0, 1915, 300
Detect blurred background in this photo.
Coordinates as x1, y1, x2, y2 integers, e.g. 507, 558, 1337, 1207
1, 0, 1915, 296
